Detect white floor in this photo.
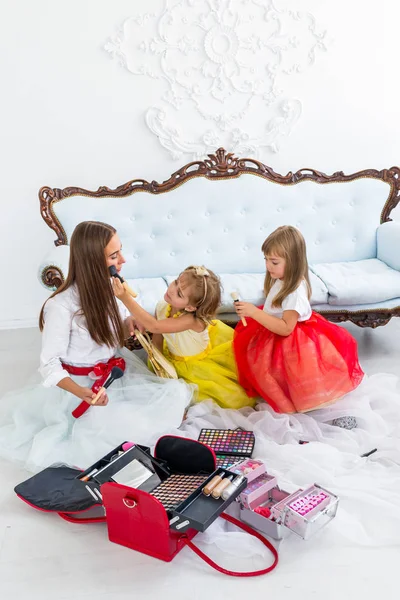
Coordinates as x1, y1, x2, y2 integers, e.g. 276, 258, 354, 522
0, 322, 399, 599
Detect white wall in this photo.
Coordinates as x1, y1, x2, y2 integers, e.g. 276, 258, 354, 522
1, 0, 399, 328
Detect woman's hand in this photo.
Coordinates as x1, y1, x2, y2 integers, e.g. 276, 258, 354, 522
78, 386, 109, 406
125, 316, 136, 338
112, 277, 128, 300
124, 316, 146, 338
234, 301, 259, 319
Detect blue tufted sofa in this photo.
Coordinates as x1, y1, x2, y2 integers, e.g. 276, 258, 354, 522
39, 149, 400, 328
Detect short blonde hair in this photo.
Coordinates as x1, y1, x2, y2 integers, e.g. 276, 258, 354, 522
179, 266, 221, 324
262, 225, 312, 308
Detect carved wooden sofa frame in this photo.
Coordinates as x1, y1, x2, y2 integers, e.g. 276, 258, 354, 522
39, 148, 400, 329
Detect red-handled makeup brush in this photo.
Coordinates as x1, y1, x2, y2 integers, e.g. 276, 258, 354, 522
91, 366, 124, 405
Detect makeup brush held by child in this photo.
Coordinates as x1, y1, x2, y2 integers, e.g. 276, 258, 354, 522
113, 265, 254, 410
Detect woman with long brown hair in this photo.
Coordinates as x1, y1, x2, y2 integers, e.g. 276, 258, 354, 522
0, 221, 193, 472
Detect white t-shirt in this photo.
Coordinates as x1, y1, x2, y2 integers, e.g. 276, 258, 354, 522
39, 285, 129, 388
263, 279, 312, 322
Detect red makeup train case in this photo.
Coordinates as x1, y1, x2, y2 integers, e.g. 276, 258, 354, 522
14, 435, 278, 577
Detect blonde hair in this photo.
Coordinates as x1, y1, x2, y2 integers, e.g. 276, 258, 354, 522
262, 225, 312, 308
179, 265, 221, 324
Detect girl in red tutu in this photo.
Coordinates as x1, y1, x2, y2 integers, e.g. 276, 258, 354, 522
233, 225, 364, 414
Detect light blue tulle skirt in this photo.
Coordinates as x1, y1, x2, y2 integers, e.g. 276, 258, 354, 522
0, 348, 194, 473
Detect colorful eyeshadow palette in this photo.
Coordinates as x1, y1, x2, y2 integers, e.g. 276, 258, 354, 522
198, 428, 255, 458
150, 474, 208, 512
215, 455, 244, 469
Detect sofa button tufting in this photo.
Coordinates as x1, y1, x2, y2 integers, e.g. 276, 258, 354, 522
170, 252, 175, 257
332, 220, 336, 225
205, 212, 210, 217
277, 207, 282, 212
223, 228, 229, 233
150, 234, 155, 239
207, 249, 212, 254
130, 216, 136, 222
352, 237, 357, 242
133, 253, 139, 259
167, 214, 172, 219
240, 210, 246, 215
243, 245, 249, 251
315, 240, 320, 245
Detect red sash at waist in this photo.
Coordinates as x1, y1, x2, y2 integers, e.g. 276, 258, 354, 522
62, 357, 126, 419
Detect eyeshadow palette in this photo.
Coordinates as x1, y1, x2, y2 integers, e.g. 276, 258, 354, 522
198, 428, 255, 458
150, 474, 208, 512
240, 472, 278, 509
215, 454, 244, 469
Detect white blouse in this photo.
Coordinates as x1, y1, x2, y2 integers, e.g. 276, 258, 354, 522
39, 285, 129, 388
263, 279, 312, 322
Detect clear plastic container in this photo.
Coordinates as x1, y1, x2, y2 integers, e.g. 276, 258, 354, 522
240, 484, 339, 541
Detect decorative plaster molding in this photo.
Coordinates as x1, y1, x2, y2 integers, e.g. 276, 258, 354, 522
105, 0, 327, 159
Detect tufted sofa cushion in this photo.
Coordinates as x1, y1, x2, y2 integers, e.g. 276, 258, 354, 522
124, 277, 167, 314
310, 259, 400, 305
51, 175, 391, 281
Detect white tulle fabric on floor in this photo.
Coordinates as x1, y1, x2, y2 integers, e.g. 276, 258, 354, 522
170, 372, 400, 561
0, 347, 194, 473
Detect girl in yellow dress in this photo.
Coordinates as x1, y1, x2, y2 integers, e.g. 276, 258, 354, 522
113, 265, 254, 410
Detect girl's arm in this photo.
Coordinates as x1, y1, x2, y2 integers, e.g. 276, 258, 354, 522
234, 302, 299, 336
113, 279, 201, 334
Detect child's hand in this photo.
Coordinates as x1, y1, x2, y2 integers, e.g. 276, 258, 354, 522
112, 277, 127, 300
234, 301, 258, 319
78, 386, 109, 406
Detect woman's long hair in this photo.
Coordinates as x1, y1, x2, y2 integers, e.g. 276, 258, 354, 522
39, 221, 125, 347
262, 225, 312, 308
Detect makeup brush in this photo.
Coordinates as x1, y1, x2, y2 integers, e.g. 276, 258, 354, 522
230, 291, 247, 326
91, 366, 124, 405
109, 265, 137, 298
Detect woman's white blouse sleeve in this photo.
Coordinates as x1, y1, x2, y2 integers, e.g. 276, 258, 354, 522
39, 298, 73, 388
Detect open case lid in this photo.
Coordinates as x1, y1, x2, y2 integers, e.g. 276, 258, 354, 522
15, 466, 101, 513
154, 435, 216, 475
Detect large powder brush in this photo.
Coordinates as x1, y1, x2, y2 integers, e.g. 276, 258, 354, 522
91, 366, 124, 405
109, 265, 137, 298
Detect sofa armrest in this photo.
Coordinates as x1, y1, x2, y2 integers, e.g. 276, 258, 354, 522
38, 245, 70, 290
377, 221, 400, 271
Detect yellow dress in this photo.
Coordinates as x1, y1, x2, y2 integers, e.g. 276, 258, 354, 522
156, 300, 255, 410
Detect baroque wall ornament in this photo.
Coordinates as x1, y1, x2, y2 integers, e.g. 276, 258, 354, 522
105, 0, 328, 159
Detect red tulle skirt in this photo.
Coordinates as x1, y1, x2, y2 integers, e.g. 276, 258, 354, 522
233, 311, 364, 414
